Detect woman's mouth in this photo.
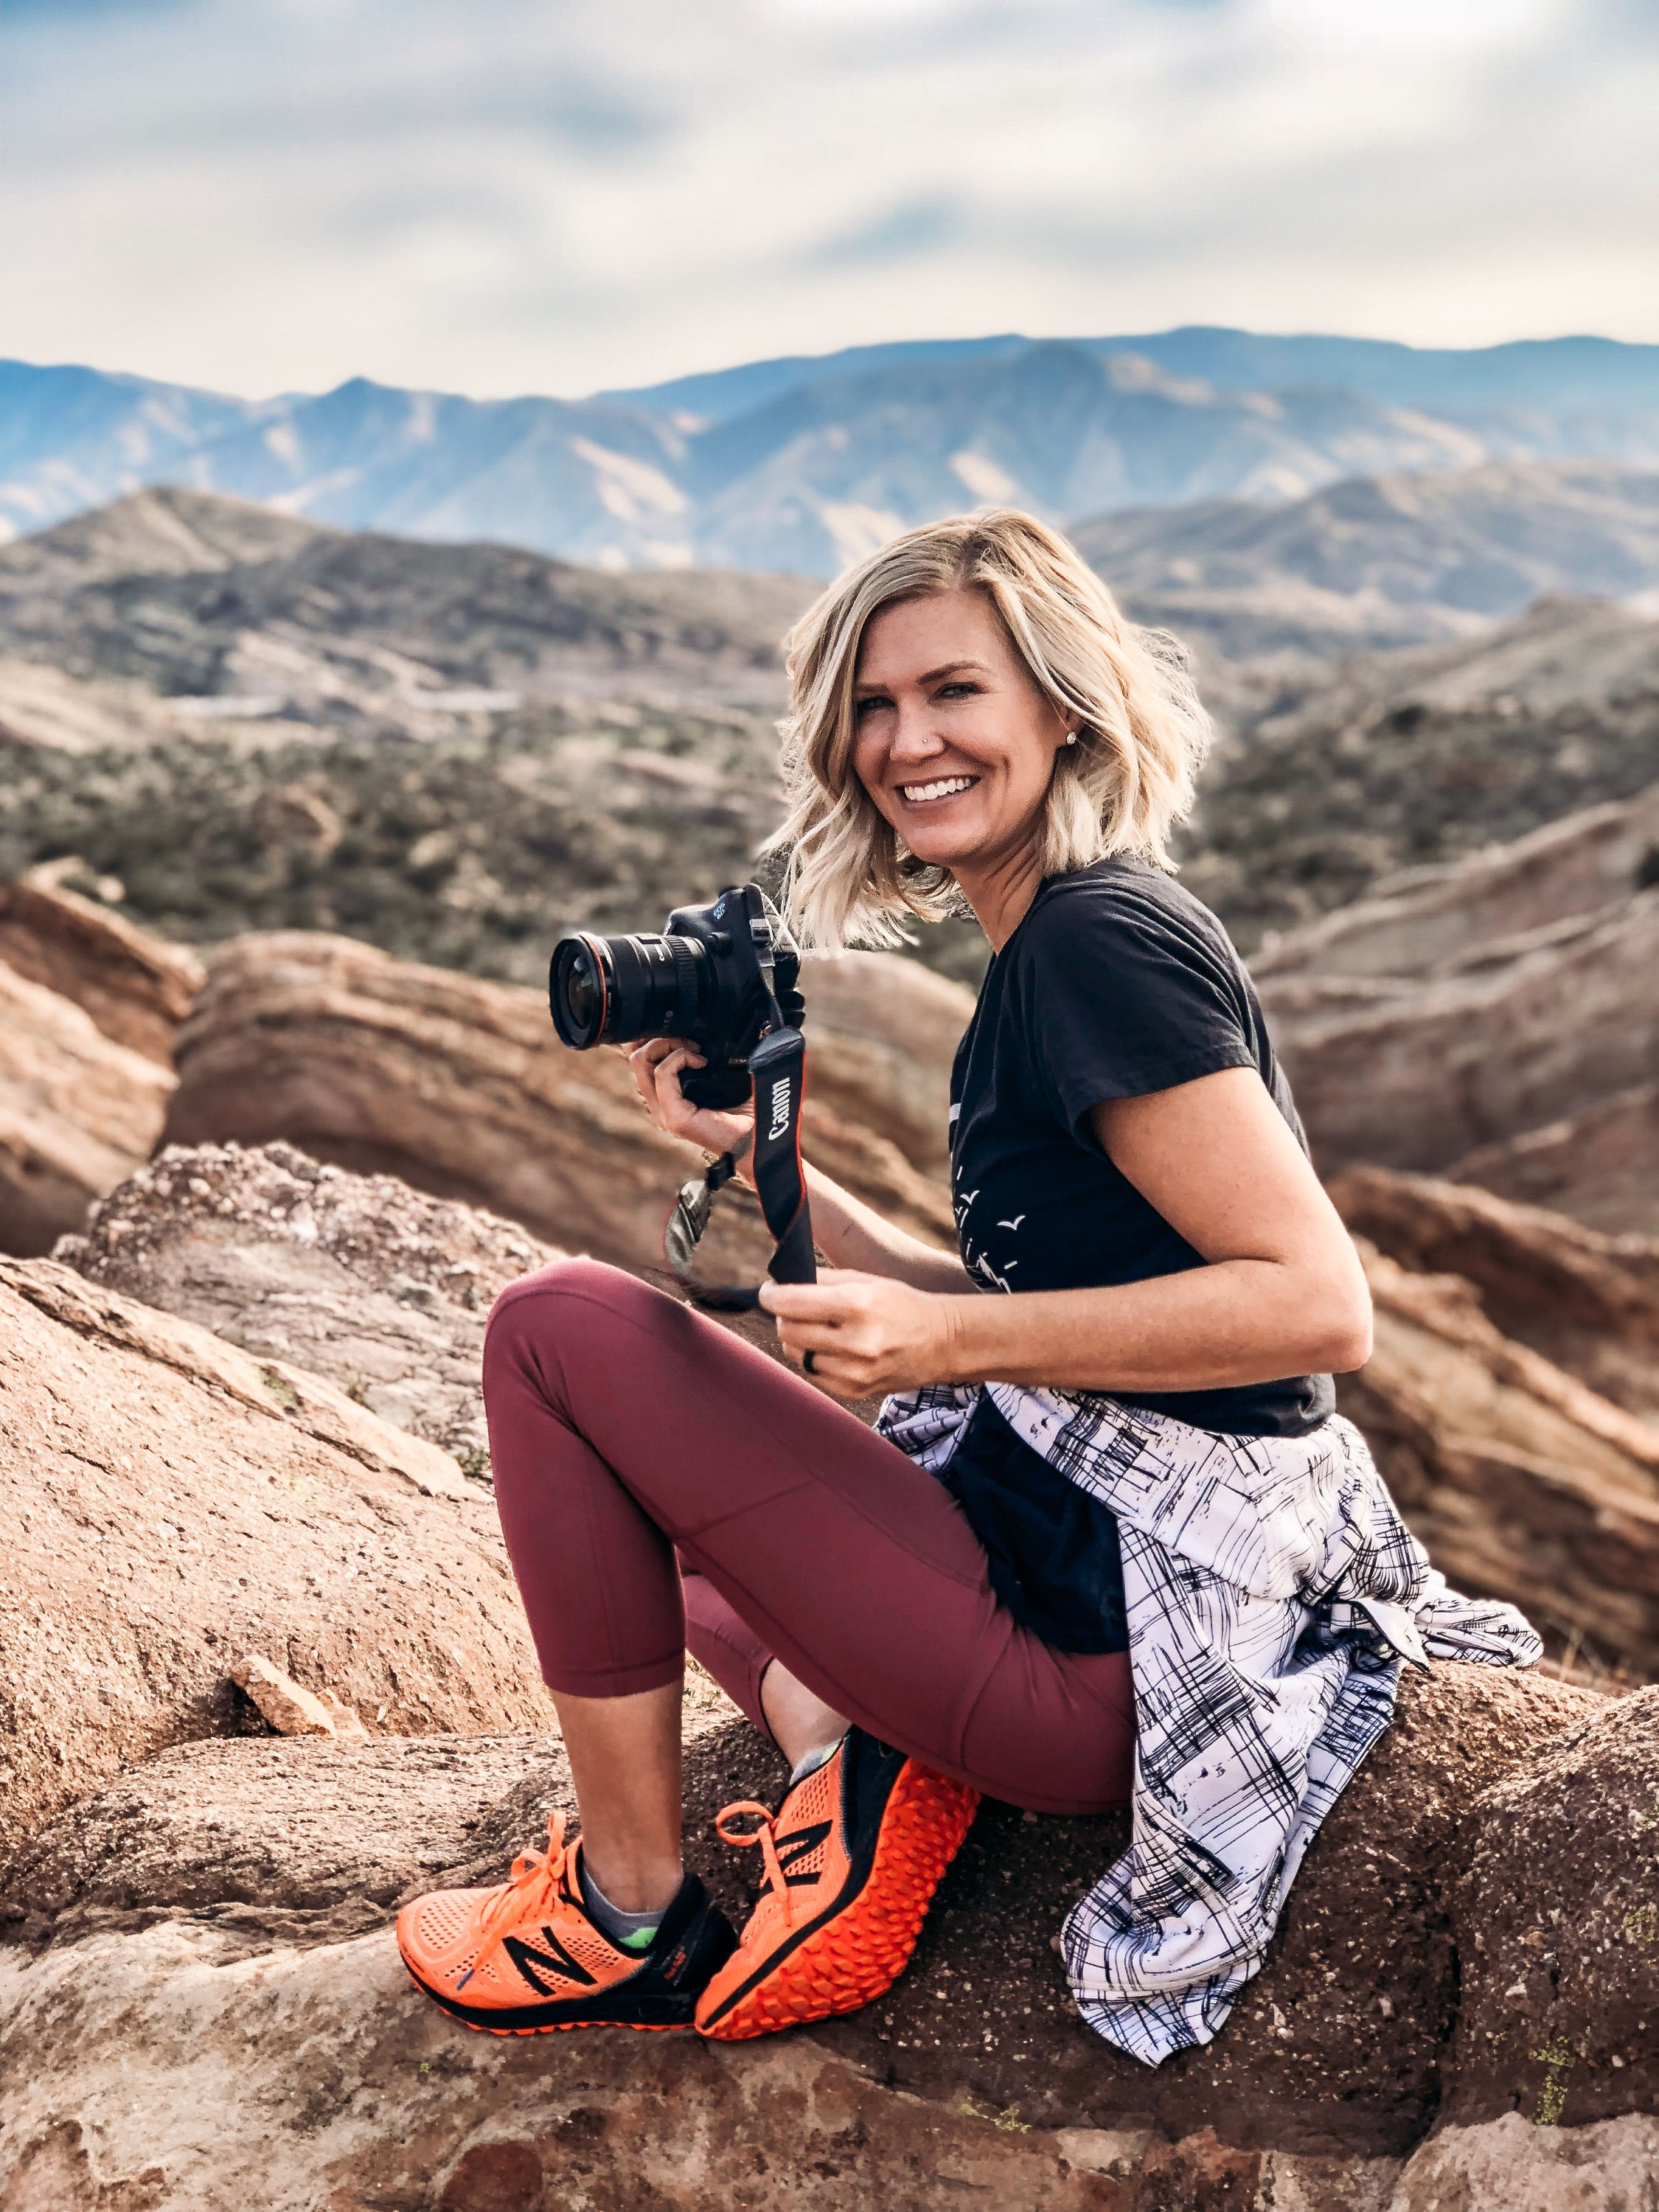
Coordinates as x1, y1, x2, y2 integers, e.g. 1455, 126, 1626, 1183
898, 774, 978, 806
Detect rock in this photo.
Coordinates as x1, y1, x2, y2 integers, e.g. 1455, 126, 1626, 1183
1384, 2112, 1659, 2212
1441, 1685, 1659, 2131
314, 1688, 369, 1740
1253, 787, 1659, 990
0, 1252, 554, 1870
230, 1653, 349, 1739
162, 931, 954, 1267
797, 950, 975, 1173
1262, 887, 1659, 1181
0, 867, 205, 1065
1339, 1244, 1659, 1677
1331, 1166, 1659, 1421
3, 1253, 475, 1501
1450, 1082, 1659, 1238
0, 1667, 1613, 2209
1250, 789, 1659, 1213
60, 1138, 560, 1469
0, 961, 174, 1256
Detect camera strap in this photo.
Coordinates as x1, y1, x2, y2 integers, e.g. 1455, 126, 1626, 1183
664, 1024, 815, 1311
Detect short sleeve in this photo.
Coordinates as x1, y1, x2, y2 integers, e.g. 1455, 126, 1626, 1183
1015, 877, 1257, 1136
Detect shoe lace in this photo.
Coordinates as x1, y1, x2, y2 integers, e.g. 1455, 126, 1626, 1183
462, 1809, 572, 1989
714, 1799, 806, 1931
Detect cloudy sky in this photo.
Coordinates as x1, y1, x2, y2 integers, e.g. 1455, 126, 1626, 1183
6, 0, 1658, 402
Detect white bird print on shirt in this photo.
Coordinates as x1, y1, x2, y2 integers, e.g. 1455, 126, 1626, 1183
996, 1214, 1026, 1231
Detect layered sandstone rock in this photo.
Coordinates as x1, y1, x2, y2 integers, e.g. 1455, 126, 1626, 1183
1253, 786, 1659, 989
0, 961, 173, 1256
0, 868, 205, 1065
0, 1666, 1617, 2211
1332, 1166, 1659, 1421
1340, 1243, 1659, 1677
163, 931, 954, 1267
0, 1252, 552, 1863
1253, 790, 1659, 1225
1262, 885, 1659, 1179
798, 949, 974, 1174
1450, 1082, 1659, 1238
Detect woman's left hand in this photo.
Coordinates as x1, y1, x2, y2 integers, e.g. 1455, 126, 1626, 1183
759, 1272, 964, 1399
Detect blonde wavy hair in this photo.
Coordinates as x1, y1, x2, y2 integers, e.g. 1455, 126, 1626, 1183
762, 508, 1211, 949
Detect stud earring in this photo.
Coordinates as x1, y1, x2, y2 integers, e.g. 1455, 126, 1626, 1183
1064, 730, 1079, 745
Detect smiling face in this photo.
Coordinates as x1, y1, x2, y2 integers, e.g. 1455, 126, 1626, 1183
850, 588, 1073, 891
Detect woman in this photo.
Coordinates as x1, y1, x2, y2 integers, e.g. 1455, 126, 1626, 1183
397, 511, 1537, 2062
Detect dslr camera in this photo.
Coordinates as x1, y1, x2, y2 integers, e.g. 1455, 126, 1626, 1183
549, 883, 804, 1110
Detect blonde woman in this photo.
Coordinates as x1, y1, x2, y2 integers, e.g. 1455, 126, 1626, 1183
397, 512, 1535, 2062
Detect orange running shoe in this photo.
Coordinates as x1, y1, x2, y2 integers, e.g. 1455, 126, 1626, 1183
397, 1809, 737, 2035
695, 1728, 978, 2042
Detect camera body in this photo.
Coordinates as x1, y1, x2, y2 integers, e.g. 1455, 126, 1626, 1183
549, 883, 804, 1110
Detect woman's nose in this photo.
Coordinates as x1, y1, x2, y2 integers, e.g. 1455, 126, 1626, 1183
886, 702, 946, 763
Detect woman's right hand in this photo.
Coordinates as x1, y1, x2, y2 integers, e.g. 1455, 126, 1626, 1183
625, 1038, 754, 1166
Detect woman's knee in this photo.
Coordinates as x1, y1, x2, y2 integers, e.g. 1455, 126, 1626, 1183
482, 1254, 669, 1399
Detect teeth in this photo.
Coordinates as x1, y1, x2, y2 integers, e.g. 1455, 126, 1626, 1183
900, 776, 976, 803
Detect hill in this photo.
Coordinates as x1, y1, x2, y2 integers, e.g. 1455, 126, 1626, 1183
6, 327, 1659, 574
1185, 594, 1659, 944
2, 490, 1654, 981
1072, 460, 1659, 658
0, 487, 812, 728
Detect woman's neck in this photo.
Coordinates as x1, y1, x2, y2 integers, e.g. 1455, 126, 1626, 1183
954, 841, 1048, 954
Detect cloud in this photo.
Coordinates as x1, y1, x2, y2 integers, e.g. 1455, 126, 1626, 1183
3, 0, 1655, 400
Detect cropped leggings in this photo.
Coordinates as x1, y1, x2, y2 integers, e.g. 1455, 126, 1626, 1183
482, 1259, 1135, 1815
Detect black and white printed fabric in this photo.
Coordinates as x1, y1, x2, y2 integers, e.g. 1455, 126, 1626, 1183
877, 1380, 1542, 2068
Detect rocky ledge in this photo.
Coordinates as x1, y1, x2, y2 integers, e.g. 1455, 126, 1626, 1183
4, 1669, 1657, 2211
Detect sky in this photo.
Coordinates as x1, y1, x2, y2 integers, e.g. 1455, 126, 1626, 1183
5, 0, 1658, 403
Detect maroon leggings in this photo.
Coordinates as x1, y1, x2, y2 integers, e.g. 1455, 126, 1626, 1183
482, 1259, 1135, 1815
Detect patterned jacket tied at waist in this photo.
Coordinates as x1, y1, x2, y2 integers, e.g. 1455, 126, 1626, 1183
876, 1382, 1540, 2068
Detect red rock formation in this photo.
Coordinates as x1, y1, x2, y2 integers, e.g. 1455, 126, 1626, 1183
1332, 1165, 1659, 1420
797, 949, 973, 1174
0, 962, 173, 1256
0, 870, 204, 1065
1450, 1081, 1659, 1237
1341, 1242, 1659, 1676
163, 931, 954, 1270
0, 1667, 1611, 2208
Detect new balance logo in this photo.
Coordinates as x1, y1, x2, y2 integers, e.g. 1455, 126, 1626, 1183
502, 1925, 599, 1994
774, 1820, 831, 1887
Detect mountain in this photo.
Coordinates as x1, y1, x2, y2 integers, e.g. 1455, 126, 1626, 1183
5, 327, 1658, 575
604, 327, 1659, 422
1073, 460, 1659, 658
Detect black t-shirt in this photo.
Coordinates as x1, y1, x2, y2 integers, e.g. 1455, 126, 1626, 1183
951, 857, 1334, 1438
936, 860, 1331, 1658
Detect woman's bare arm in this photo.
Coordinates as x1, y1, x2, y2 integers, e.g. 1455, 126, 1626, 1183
799, 1162, 972, 1293
764, 1067, 1372, 1399
622, 1034, 970, 1293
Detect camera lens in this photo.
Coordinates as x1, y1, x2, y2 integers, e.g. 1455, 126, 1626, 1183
549, 935, 614, 1048
549, 929, 708, 1049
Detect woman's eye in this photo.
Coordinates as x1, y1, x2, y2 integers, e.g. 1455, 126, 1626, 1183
937, 682, 980, 700
855, 695, 893, 717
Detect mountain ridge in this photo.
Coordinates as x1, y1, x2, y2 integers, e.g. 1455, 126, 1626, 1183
7, 327, 1658, 577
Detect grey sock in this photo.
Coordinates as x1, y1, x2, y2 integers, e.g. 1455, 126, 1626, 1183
789, 1733, 847, 1788
577, 1855, 677, 1954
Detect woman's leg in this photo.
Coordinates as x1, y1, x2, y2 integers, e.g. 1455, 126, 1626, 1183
484, 1258, 1135, 1891
683, 1569, 849, 1769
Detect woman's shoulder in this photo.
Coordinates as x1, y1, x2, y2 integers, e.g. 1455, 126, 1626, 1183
1016, 858, 1237, 970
